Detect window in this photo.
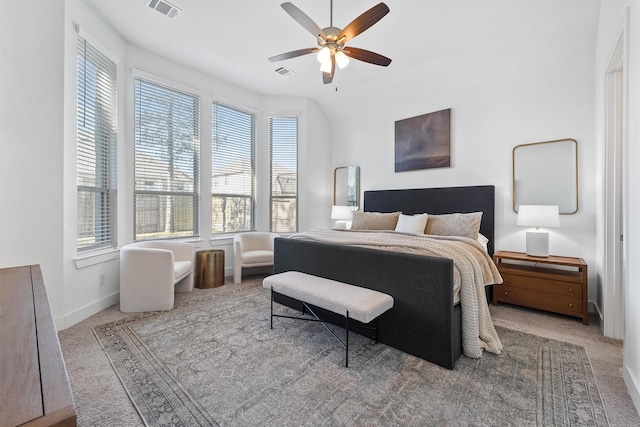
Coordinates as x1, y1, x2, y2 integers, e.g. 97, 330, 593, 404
77, 36, 117, 252
133, 76, 200, 240
212, 103, 256, 233
269, 116, 298, 233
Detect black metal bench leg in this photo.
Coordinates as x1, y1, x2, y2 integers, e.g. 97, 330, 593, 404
345, 311, 349, 368
374, 317, 379, 344
270, 287, 273, 330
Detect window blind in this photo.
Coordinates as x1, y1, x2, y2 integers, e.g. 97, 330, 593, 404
212, 102, 256, 233
269, 116, 298, 233
77, 36, 117, 251
133, 76, 200, 240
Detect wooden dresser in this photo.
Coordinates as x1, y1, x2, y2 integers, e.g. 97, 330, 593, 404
492, 251, 588, 325
0, 265, 77, 427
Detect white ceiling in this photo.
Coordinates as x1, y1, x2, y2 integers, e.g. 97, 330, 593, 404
83, 0, 599, 108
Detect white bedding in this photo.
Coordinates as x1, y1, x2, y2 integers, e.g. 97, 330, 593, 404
289, 229, 504, 358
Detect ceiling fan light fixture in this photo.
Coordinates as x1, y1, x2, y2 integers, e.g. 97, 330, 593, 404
317, 46, 331, 63
320, 60, 333, 73
271, 1, 391, 84
335, 50, 349, 69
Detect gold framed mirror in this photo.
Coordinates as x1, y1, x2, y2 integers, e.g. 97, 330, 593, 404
333, 165, 360, 210
512, 138, 578, 214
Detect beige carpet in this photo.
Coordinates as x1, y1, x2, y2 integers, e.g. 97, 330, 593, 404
58, 275, 640, 426
93, 286, 606, 425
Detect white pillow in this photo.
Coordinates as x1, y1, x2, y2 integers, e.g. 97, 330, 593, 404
477, 233, 489, 252
395, 213, 429, 234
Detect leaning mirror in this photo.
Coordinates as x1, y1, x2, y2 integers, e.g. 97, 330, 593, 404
334, 165, 360, 210
513, 138, 578, 214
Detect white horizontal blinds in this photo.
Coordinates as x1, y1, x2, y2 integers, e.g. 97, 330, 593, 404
77, 35, 117, 252
133, 76, 200, 240
269, 116, 298, 233
212, 102, 256, 233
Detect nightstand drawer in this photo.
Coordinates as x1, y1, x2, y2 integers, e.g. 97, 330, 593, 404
500, 272, 583, 298
494, 284, 583, 315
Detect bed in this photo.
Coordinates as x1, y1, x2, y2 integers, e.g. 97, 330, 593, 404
272, 185, 500, 369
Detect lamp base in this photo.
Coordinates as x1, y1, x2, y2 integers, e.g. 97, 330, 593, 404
334, 220, 347, 230
526, 230, 550, 257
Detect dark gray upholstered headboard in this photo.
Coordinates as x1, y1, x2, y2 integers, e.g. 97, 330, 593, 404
363, 185, 496, 256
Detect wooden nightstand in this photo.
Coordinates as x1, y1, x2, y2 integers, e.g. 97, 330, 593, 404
493, 251, 588, 325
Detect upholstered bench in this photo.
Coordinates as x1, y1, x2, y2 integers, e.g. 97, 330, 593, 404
263, 271, 394, 367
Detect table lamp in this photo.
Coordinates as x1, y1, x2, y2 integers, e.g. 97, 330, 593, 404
516, 205, 560, 257
331, 205, 353, 230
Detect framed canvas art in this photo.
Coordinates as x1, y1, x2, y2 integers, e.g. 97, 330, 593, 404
395, 108, 451, 172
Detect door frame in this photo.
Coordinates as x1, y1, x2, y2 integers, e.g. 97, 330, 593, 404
602, 26, 628, 340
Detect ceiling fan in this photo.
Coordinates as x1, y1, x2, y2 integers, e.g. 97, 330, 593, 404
269, 1, 392, 84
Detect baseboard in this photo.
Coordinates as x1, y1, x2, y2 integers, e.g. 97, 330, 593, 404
55, 292, 120, 331
623, 365, 640, 417
588, 301, 603, 318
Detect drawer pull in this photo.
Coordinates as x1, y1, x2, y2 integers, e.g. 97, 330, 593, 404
504, 291, 508, 295
568, 288, 573, 292
568, 303, 573, 307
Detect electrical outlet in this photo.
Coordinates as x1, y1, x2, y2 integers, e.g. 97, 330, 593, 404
99, 273, 106, 286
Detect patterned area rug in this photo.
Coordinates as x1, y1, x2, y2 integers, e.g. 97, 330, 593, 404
93, 285, 609, 426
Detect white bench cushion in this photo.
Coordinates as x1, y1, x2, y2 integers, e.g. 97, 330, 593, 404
263, 271, 394, 324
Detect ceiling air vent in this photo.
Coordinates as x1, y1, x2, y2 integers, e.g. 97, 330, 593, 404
274, 66, 294, 78
146, 0, 181, 19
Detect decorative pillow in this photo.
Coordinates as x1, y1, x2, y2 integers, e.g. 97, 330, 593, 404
395, 213, 429, 234
351, 211, 401, 230
424, 212, 483, 239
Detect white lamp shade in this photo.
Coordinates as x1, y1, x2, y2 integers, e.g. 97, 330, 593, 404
335, 50, 350, 69
331, 205, 353, 220
516, 205, 560, 228
317, 46, 331, 63
320, 60, 332, 73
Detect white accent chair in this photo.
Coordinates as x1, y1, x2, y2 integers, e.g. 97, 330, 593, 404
233, 232, 279, 284
120, 240, 195, 313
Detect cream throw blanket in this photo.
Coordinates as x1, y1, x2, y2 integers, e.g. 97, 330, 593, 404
290, 229, 504, 358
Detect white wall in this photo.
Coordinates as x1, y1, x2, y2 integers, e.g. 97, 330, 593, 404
0, 0, 66, 317
596, 0, 640, 412
328, 3, 599, 302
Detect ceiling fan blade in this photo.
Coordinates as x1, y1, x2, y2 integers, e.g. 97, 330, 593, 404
322, 56, 336, 84
343, 47, 392, 66
281, 2, 326, 41
338, 3, 389, 43
269, 47, 319, 62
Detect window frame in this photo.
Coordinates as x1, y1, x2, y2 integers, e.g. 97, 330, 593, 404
211, 101, 257, 234
133, 75, 201, 241
269, 115, 299, 233
76, 35, 118, 253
